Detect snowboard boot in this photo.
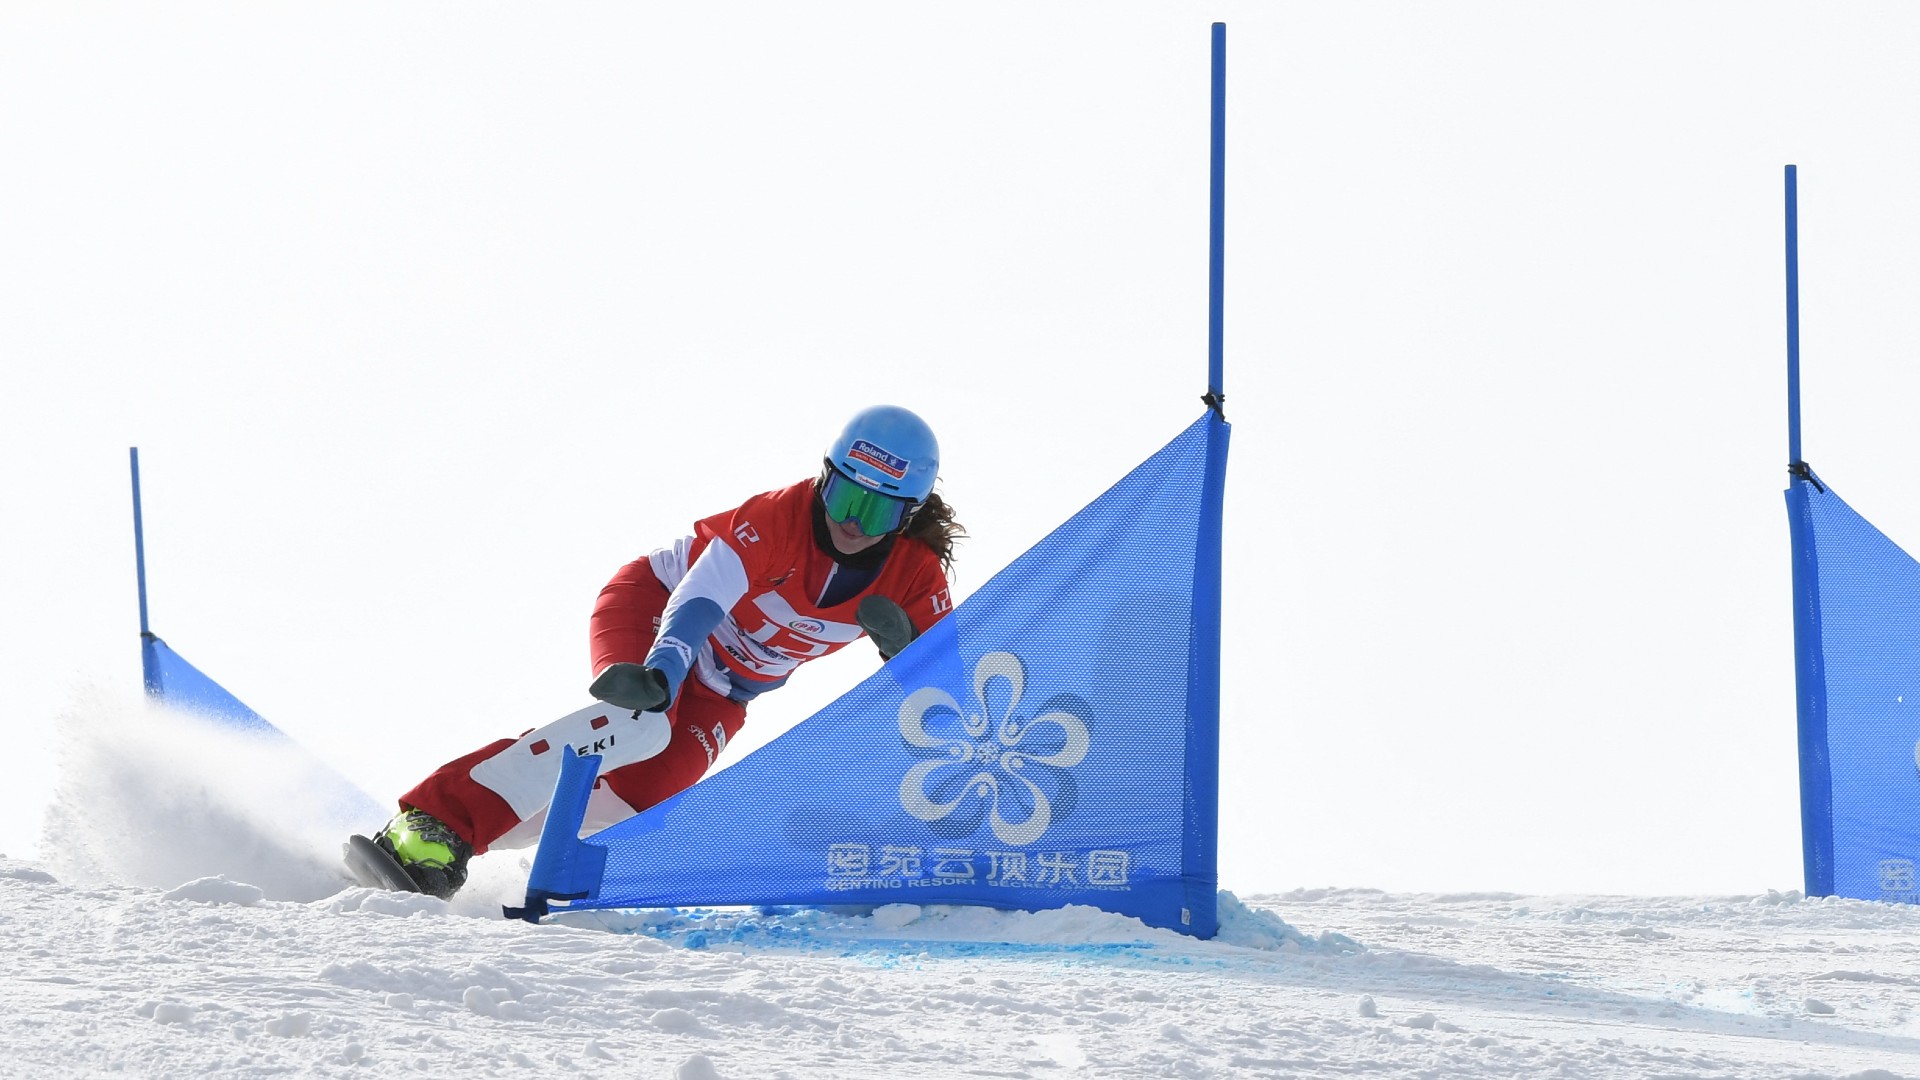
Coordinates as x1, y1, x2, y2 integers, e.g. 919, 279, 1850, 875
375, 809, 474, 900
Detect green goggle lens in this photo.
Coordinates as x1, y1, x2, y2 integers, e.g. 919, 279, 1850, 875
821, 468, 912, 537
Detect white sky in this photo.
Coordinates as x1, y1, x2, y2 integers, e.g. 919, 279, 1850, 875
6, 2, 1920, 897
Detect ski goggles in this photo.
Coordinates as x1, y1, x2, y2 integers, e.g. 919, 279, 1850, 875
819, 463, 915, 537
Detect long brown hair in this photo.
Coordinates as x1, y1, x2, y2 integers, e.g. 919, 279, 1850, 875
904, 492, 965, 574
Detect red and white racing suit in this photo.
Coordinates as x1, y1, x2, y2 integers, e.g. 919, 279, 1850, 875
399, 479, 952, 853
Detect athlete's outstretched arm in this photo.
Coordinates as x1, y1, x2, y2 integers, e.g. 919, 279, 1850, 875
641, 538, 751, 702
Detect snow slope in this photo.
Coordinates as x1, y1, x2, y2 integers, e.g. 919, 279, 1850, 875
5, 856, 1918, 1079
6, 694, 1918, 1079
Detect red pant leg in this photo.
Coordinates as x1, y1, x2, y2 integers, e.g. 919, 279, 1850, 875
399, 737, 521, 853
599, 680, 746, 814
400, 555, 748, 851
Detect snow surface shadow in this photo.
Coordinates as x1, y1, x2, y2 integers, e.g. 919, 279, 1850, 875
550, 892, 1920, 1062
1326, 945, 1920, 1063
1269, 930, 1920, 1063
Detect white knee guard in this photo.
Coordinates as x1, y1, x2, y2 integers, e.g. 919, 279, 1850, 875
467, 702, 672, 822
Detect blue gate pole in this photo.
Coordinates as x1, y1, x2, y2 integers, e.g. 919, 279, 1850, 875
1180, 20, 1229, 938
1781, 162, 1834, 896
1206, 22, 1226, 412
130, 447, 152, 638
1786, 164, 1802, 465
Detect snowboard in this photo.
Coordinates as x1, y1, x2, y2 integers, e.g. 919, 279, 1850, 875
342, 833, 422, 894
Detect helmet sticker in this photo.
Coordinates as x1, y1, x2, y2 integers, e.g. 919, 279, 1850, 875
847, 439, 909, 480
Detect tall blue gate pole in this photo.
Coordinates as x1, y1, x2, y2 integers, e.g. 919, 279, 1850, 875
1781, 163, 1834, 897
130, 447, 151, 639
1206, 22, 1227, 413
1180, 20, 1229, 936
130, 446, 166, 697
131, 446, 169, 697
1786, 165, 1803, 465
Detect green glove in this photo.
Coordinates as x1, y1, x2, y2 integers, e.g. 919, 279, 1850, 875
857, 596, 918, 661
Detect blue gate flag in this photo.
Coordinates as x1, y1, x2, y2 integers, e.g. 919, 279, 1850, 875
526, 412, 1230, 936
131, 447, 279, 738
142, 634, 278, 735
129, 447, 384, 824
1787, 473, 1920, 903
138, 599, 387, 829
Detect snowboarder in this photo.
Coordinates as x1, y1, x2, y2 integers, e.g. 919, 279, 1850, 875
351, 405, 961, 898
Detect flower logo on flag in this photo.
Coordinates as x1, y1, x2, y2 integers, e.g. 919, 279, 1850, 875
897, 651, 1091, 846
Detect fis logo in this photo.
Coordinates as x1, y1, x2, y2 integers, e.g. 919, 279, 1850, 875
734, 523, 760, 544
848, 439, 909, 480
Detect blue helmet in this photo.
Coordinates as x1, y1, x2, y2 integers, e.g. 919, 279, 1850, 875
824, 405, 940, 503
